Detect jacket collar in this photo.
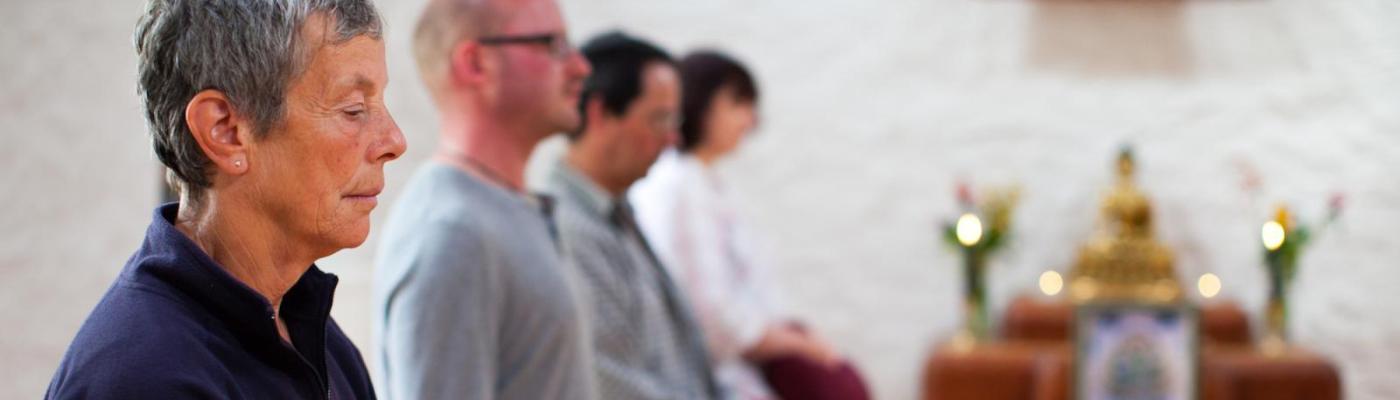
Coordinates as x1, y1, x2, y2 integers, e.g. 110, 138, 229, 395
128, 204, 339, 364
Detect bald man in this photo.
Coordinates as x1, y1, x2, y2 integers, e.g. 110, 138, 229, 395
372, 0, 596, 399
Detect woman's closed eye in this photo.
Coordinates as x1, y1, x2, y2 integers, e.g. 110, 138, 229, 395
342, 105, 367, 120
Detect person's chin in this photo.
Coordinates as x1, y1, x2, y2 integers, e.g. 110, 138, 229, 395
332, 220, 372, 249
560, 105, 581, 120
553, 115, 582, 134
341, 234, 370, 249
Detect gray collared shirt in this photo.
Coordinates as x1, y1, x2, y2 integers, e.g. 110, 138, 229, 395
546, 160, 720, 400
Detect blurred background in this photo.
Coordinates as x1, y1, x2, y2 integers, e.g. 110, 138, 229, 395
3, 0, 1398, 398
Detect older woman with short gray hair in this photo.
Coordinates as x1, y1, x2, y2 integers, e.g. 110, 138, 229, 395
46, 0, 404, 398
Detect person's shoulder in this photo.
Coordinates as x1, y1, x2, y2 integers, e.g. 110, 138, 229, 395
632, 154, 697, 199
641, 153, 687, 182
388, 164, 481, 223
47, 346, 231, 399
379, 206, 496, 265
387, 164, 522, 237
381, 164, 499, 249
550, 197, 604, 234
71, 279, 222, 340
48, 285, 237, 398
374, 203, 513, 300
47, 366, 226, 400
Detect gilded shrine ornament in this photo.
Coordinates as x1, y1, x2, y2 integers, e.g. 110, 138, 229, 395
1068, 148, 1182, 304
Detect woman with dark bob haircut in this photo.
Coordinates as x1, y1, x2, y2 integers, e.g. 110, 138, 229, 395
631, 50, 870, 400
675, 51, 760, 157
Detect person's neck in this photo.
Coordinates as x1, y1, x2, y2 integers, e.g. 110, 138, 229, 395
173, 193, 316, 315
692, 147, 723, 167
436, 110, 544, 194
565, 145, 628, 198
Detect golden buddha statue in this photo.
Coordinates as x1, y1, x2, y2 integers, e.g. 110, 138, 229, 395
1068, 148, 1182, 304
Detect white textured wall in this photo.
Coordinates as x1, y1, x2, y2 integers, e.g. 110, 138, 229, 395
3, 0, 1398, 399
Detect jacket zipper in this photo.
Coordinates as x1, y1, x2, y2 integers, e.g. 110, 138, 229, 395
272, 312, 331, 399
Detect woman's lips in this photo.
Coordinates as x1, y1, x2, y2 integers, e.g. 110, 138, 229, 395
344, 186, 382, 207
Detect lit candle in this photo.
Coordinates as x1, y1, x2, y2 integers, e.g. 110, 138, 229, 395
1039, 270, 1063, 296
956, 213, 983, 247
1198, 273, 1222, 299
1261, 221, 1286, 251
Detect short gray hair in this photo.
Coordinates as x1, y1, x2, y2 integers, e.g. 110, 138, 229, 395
135, 0, 384, 195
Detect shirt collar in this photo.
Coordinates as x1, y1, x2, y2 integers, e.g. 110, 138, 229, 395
131, 203, 340, 347
548, 158, 626, 223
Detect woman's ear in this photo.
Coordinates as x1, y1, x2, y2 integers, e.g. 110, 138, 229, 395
184, 89, 253, 177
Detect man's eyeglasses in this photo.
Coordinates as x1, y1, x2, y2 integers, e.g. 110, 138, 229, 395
478, 33, 574, 59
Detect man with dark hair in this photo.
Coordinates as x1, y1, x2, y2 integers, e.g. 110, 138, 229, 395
543, 31, 719, 399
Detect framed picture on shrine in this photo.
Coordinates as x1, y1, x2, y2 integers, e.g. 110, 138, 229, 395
1074, 302, 1199, 400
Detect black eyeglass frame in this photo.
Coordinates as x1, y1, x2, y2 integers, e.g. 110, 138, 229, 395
477, 33, 573, 58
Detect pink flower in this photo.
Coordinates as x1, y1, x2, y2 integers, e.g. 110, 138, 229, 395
1327, 192, 1345, 220
1232, 158, 1263, 194
956, 181, 974, 207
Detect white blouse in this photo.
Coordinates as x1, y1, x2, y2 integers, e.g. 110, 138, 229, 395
629, 150, 780, 400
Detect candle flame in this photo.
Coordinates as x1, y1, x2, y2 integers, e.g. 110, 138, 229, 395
956, 213, 983, 247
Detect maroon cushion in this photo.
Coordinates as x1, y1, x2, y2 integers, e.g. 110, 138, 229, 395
759, 356, 871, 400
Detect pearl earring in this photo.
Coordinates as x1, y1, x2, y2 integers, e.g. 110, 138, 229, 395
233, 159, 243, 168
